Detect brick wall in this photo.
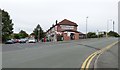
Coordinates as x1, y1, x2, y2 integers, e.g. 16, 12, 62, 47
63, 33, 70, 41
74, 33, 79, 40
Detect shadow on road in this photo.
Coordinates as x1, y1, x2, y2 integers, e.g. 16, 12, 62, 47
77, 44, 100, 50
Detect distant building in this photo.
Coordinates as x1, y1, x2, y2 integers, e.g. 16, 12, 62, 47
46, 19, 84, 42
98, 31, 106, 37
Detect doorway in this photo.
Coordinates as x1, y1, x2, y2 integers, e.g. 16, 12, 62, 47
70, 33, 75, 40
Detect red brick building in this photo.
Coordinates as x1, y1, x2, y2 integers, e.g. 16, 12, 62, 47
46, 19, 84, 42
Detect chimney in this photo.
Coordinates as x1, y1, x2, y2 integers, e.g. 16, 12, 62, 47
56, 20, 58, 25
52, 24, 54, 27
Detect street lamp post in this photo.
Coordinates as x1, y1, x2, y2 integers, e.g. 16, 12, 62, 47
113, 21, 115, 32
97, 30, 99, 38
106, 19, 112, 38
106, 20, 108, 38
86, 16, 88, 39
38, 28, 40, 42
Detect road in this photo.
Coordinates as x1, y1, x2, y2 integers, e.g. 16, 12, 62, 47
94, 41, 119, 69
2, 37, 118, 69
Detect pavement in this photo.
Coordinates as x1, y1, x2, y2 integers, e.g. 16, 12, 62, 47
2, 37, 119, 68
94, 42, 119, 69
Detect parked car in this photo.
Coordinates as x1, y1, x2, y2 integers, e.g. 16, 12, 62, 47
13, 39, 19, 43
28, 38, 36, 43
19, 38, 27, 43
5, 39, 14, 44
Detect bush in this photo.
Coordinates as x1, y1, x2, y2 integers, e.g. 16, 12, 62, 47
87, 32, 97, 38
108, 31, 120, 37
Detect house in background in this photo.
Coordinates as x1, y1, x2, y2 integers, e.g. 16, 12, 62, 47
46, 19, 85, 42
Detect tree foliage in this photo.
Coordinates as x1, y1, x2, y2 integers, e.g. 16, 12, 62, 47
13, 30, 28, 39
87, 32, 97, 38
2, 10, 14, 42
19, 30, 28, 38
108, 31, 120, 37
14, 34, 20, 39
33, 24, 45, 40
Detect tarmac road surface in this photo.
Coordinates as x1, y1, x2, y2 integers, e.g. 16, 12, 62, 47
2, 37, 118, 68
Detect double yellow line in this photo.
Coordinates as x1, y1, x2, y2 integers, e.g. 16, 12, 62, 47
81, 41, 119, 70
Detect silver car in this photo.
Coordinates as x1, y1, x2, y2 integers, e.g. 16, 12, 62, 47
28, 38, 36, 43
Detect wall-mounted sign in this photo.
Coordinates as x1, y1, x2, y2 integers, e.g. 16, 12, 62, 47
60, 25, 74, 30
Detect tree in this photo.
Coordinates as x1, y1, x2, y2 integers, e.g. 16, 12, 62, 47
87, 32, 97, 38
33, 24, 45, 41
19, 30, 28, 38
2, 10, 14, 42
14, 34, 20, 39
108, 31, 120, 37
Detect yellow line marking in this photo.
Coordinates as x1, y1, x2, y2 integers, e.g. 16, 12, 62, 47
80, 41, 119, 70
85, 53, 97, 68
94, 50, 105, 69
81, 52, 96, 68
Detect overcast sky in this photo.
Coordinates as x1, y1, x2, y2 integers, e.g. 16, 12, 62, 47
0, 0, 119, 34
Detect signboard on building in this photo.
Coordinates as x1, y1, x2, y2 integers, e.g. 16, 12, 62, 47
60, 25, 74, 30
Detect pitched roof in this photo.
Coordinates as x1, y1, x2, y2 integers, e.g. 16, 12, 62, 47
46, 19, 78, 33
57, 19, 78, 26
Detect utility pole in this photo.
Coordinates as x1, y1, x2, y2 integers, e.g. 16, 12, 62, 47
106, 19, 112, 38
106, 20, 108, 38
97, 30, 99, 38
113, 21, 115, 32
86, 16, 88, 39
